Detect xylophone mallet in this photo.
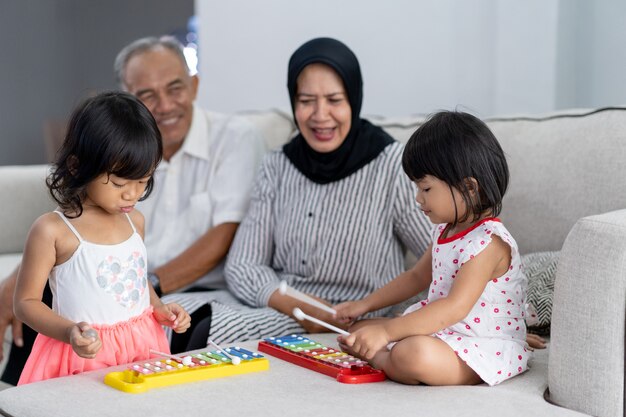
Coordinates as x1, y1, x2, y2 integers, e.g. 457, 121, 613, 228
292, 308, 350, 336
279, 281, 337, 316
150, 349, 193, 366
208, 339, 241, 365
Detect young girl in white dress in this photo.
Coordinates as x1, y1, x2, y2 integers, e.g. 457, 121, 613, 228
15, 92, 191, 384
335, 110, 530, 386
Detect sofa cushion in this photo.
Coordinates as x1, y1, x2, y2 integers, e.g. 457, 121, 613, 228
240, 109, 297, 150
488, 107, 626, 254
522, 251, 559, 336
0, 333, 585, 417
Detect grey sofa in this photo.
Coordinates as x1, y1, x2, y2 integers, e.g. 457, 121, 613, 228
0, 107, 624, 417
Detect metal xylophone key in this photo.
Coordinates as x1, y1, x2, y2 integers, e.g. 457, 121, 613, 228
105, 346, 270, 393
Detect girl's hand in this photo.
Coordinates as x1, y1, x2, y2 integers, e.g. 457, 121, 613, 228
339, 323, 391, 360
153, 303, 191, 334
68, 322, 102, 359
334, 300, 370, 323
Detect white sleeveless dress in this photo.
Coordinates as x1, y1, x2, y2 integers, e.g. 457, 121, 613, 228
19, 211, 170, 384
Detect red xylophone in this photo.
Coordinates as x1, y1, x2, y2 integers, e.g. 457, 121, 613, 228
258, 334, 385, 384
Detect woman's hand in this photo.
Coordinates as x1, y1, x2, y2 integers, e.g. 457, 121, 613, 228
68, 322, 102, 359
268, 288, 347, 333
334, 300, 370, 324
153, 303, 191, 334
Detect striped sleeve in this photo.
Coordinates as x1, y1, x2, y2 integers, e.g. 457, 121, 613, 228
224, 151, 283, 307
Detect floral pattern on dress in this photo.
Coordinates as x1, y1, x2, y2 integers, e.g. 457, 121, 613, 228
96, 251, 147, 309
402, 218, 531, 385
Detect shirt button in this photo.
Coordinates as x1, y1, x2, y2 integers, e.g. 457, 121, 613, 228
302, 260, 306, 265
308, 212, 313, 217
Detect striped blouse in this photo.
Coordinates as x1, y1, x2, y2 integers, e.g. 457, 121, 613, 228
225, 141, 432, 314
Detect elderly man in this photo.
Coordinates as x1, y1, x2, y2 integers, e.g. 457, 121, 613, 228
0, 36, 266, 384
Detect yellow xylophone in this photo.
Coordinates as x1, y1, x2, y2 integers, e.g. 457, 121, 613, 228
104, 346, 269, 393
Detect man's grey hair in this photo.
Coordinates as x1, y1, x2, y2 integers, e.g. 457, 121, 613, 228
114, 36, 190, 88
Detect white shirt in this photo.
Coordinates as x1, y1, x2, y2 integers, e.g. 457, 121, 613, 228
138, 105, 266, 290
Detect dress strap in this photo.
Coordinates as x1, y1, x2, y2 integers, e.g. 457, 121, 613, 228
53, 211, 84, 242
124, 213, 137, 234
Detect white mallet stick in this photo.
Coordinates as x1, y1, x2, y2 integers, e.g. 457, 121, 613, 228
292, 308, 350, 336
150, 349, 193, 366
279, 281, 337, 315
208, 339, 241, 365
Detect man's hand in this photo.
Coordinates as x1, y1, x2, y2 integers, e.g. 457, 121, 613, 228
0, 270, 23, 362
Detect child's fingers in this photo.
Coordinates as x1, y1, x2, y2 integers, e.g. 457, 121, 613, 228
173, 322, 191, 333
168, 303, 186, 321
165, 306, 177, 322
172, 312, 191, 333
76, 321, 92, 334
82, 339, 102, 358
341, 333, 356, 347
172, 321, 189, 333
70, 323, 94, 346
177, 311, 191, 326
165, 304, 191, 330
72, 327, 102, 358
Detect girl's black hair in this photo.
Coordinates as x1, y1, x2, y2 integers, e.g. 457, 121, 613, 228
402, 111, 509, 226
47, 91, 162, 217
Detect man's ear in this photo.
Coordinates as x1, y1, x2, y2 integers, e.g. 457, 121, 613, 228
67, 155, 79, 176
190, 74, 199, 100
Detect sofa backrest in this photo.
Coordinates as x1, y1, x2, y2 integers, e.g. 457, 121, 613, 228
244, 106, 626, 254
0, 165, 55, 254
488, 107, 626, 253
3, 107, 624, 256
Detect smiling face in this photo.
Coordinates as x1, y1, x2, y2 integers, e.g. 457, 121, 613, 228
83, 174, 151, 215
294, 63, 352, 153
414, 175, 472, 230
122, 47, 198, 160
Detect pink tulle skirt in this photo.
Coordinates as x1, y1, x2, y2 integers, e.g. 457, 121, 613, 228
18, 307, 170, 385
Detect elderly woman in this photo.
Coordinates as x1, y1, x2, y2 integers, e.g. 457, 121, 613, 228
181, 37, 431, 347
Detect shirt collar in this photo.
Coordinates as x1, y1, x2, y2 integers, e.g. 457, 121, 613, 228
177, 104, 210, 162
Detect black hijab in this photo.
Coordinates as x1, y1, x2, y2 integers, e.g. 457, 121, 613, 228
283, 37, 394, 184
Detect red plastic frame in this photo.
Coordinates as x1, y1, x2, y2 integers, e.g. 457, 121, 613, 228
258, 340, 386, 384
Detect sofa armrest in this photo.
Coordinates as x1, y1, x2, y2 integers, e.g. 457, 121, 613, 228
0, 165, 55, 255
548, 209, 625, 417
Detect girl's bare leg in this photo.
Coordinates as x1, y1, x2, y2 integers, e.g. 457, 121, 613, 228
371, 335, 482, 386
